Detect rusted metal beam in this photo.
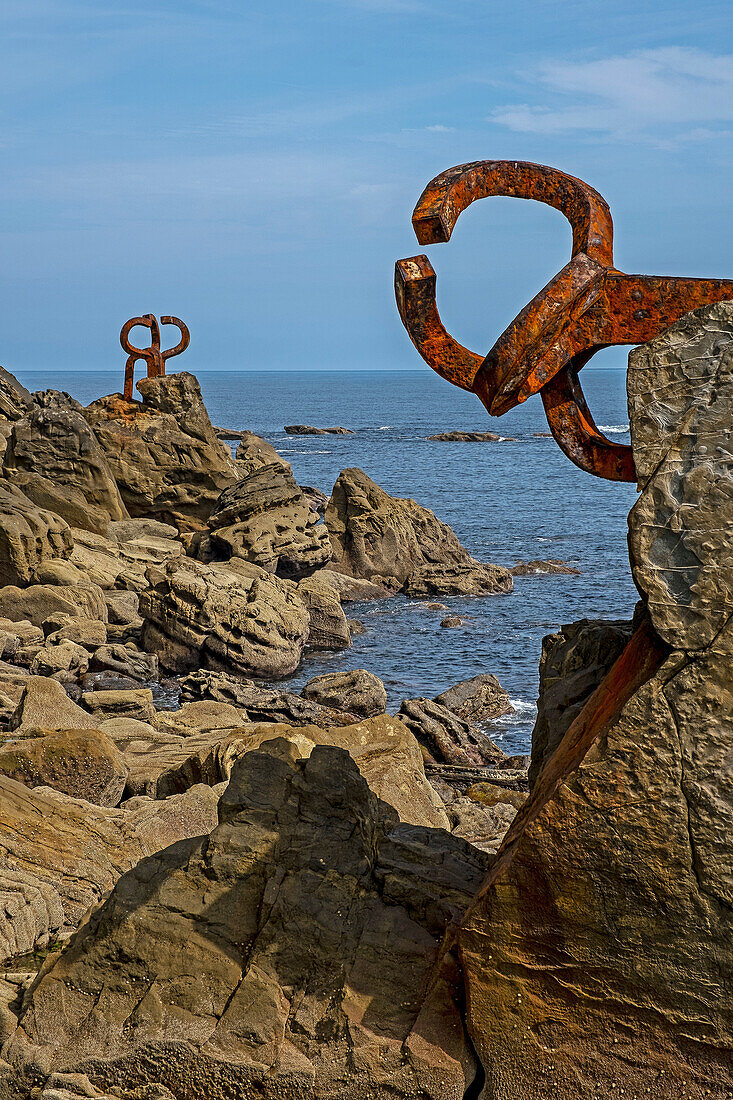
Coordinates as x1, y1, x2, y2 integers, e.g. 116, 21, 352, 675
120, 315, 190, 400
395, 160, 733, 481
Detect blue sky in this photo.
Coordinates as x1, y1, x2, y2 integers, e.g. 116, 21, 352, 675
1, 0, 732, 373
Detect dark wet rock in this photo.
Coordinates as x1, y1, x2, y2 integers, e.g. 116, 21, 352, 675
83, 373, 239, 527
284, 423, 353, 434
427, 430, 504, 441
435, 672, 513, 723
529, 617, 633, 789
4, 740, 479, 1098
0, 484, 73, 588
440, 615, 463, 627
80, 670, 139, 693
510, 558, 581, 576
0, 728, 128, 807
207, 463, 332, 578
139, 557, 309, 679
398, 698, 506, 767
301, 668, 387, 718
178, 669, 357, 728
325, 467, 513, 597
2, 406, 128, 535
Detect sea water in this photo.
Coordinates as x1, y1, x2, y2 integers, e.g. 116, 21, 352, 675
16, 367, 638, 754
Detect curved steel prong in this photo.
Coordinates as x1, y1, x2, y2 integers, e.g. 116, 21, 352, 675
160, 316, 190, 363
411, 160, 614, 267
541, 359, 635, 481
395, 256, 483, 392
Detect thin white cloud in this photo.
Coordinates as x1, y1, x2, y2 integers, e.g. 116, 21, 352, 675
491, 48, 733, 145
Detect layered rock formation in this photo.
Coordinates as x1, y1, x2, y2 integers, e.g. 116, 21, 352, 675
458, 301, 733, 1098
206, 463, 332, 578
0, 486, 73, 588
325, 467, 513, 596
4, 741, 483, 1098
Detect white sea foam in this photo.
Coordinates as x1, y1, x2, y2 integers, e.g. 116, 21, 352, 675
598, 423, 629, 434
377, 425, 393, 430
280, 449, 334, 455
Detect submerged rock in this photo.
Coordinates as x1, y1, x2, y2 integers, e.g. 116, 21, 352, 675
509, 558, 581, 576
4, 740, 482, 1098
325, 467, 513, 597
284, 423, 353, 434
427, 430, 504, 441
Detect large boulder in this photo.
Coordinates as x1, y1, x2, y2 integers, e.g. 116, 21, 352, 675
301, 668, 387, 718
4, 741, 484, 1098
179, 669, 358, 728
0, 484, 73, 587
297, 573, 350, 649
0, 583, 107, 627
0, 776, 220, 966
139, 557, 310, 678
83, 373, 240, 527
207, 463, 332, 578
398, 697, 506, 767
435, 672, 513, 724
0, 728, 128, 807
2, 406, 128, 535
458, 302, 733, 1097
0, 367, 33, 424
325, 467, 513, 596
9, 676, 100, 734
234, 431, 292, 476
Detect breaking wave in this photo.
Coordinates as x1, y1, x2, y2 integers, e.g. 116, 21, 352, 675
598, 423, 629, 434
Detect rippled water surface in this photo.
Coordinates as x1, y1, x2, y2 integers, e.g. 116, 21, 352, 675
18, 367, 638, 754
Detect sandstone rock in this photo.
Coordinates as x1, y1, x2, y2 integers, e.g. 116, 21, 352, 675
29, 641, 90, 679
284, 423, 353, 433
0, 728, 128, 806
435, 672, 513, 724
207, 464, 332, 579
509, 558, 581, 576
458, 304, 733, 1097
427, 430, 503, 441
0, 584, 107, 628
80, 689, 155, 722
299, 483, 329, 514
139, 557, 310, 679
234, 431, 292, 476
83, 373, 239, 526
316, 567, 392, 602
150, 699, 243, 737
106, 518, 178, 543
43, 616, 107, 650
529, 617, 633, 788
447, 795, 518, 853
0, 777, 220, 965
398, 698, 506, 768
2, 406, 128, 535
0, 367, 32, 423
325, 467, 513, 597
0, 484, 73, 588
9, 677, 99, 734
89, 643, 158, 682
4, 741, 477, 1098
301, 668, 387, 718
297, 573, 350, 649
178, 670, 358, 729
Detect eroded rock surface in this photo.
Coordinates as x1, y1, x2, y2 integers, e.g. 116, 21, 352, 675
84, 373, 239, 526
4, 741, 481, 1098
0, 486, 73, 588
325, 467, 513, 597
458, 302, 733, 1098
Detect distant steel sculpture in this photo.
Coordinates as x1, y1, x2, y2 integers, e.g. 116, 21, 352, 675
120, 314, 190, 400
395, 161, 733, 481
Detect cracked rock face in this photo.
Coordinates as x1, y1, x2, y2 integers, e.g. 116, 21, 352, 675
325, 467, 513, 597
458, 302, 733, 1098
4, 740, 486, 1099
139, 557, 310, 679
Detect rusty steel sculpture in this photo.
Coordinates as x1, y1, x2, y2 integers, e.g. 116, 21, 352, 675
395, 161, 733, 481
120, 314, 190, 400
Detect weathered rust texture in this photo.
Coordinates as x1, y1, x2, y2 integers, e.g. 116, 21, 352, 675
120, 314, 190, 400
395, 160, 733, 480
